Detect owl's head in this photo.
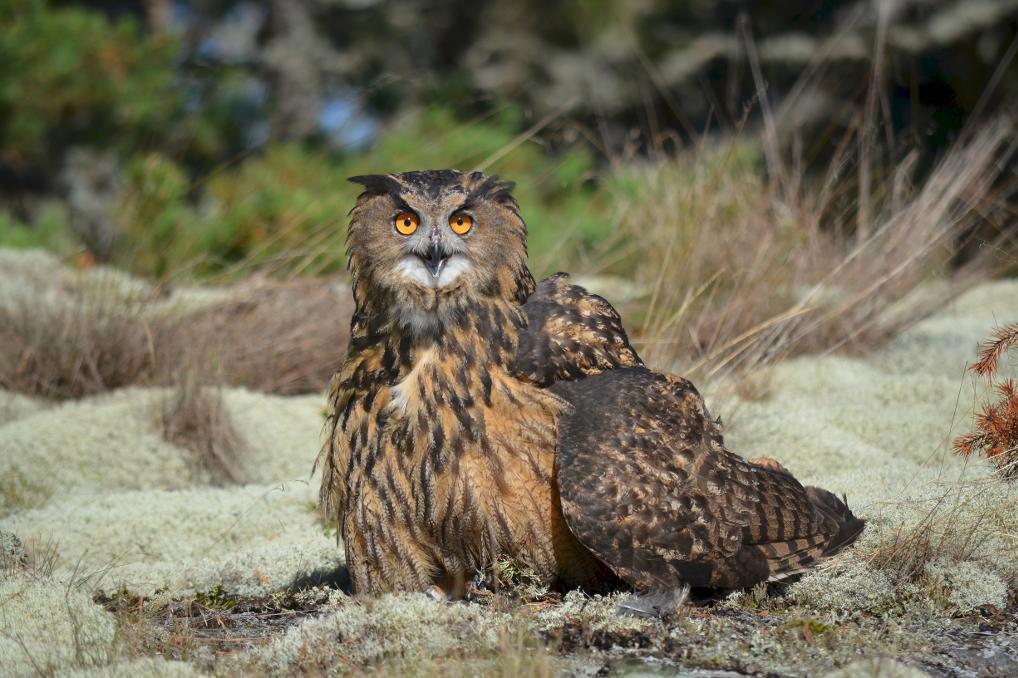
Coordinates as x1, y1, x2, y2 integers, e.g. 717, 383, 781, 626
346, 170, 534, 334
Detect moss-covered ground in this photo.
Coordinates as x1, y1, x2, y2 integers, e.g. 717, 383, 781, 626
1, 265, 1016, 676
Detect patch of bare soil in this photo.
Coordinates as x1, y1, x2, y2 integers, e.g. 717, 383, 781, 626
94, 586, 338, 666
548, 593, 1018, 677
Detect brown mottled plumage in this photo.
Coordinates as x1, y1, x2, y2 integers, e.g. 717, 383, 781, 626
316, 169, 863, 597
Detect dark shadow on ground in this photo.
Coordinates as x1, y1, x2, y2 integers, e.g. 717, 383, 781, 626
288, 564, 352, 594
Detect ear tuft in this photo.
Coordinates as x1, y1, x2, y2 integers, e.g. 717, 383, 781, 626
471, 174, 517, 206
348, 174, 402, 197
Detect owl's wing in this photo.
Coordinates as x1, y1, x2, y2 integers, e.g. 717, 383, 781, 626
550, 367, 864, 590
511, 273, 643, 386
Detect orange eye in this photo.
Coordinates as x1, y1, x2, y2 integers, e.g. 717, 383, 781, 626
394, 212, 419, 236
450, 213, 473, 235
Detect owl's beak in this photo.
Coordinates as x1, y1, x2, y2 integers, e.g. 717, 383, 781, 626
420, 242, 449, 278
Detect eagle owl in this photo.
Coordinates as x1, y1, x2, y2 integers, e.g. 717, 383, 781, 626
317, 169, 864, 597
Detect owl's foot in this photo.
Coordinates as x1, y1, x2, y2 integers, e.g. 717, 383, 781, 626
424, 572, 470, 601
616, 585, 690, 619
424, 584, 448, 602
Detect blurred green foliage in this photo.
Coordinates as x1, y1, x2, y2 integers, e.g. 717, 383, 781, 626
2, 0, 1012, 278
0, 1, 182, 169
0, 202, 73, 252
117, 154, 194, 276
0, 3, 610, 279
114, 109, 609, 277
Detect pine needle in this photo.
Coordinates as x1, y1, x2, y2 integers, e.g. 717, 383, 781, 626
972, 322, 1018, 378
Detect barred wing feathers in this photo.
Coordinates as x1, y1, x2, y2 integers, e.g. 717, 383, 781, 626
550, 367, 864, 590
512, 274, 642, 386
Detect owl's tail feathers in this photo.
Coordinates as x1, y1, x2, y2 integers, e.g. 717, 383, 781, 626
807, 486, 866, 558
764, 487, 865, 584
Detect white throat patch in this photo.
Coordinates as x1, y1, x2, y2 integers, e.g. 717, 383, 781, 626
395, 254, 470, 289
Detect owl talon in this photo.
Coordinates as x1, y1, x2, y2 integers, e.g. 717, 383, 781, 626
617, 585, 690, 620
466, 572, 494, 601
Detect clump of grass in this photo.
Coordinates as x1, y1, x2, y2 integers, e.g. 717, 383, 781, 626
865, 495, 997, 584
955, 322, 1018, 479
860, 472, 1015, 610
155, 277, 351, 396
0, 262, 352, 400
159, 365, 246, 486
0, 287, 154, 400
598, 121, 1014, 391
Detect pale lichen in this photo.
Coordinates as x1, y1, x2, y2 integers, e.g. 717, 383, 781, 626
0, 577, 117, 675
785, 560, 907, 616
0, 391, 47, 427
59, 657, 204, 678
0, 387, 323, 516
828, 657, 931, 677
0, 482, 340, 598
923, 558, 1008, 612
234, 594, 509, 674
